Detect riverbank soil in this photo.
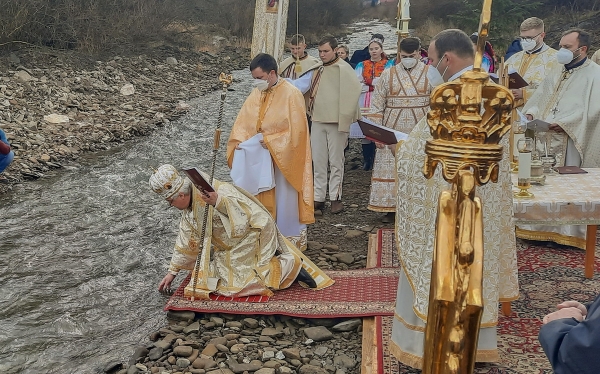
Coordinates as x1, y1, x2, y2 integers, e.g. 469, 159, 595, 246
0, 45, 249, 193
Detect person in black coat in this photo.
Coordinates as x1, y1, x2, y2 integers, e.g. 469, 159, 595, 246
539, 293, 600, 374
349, 33, 385, 67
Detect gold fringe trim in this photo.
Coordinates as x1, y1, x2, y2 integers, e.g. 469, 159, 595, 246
394, 312, 426, 332
367, 205, 395, 213
389, 341, 424, 369
516, 227, 586, 249
389, 338, 499, 370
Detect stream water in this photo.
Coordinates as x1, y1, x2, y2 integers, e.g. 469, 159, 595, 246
0, 21, 398, 373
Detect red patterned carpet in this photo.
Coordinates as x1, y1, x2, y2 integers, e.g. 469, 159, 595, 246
376, 228, 600, 374
164, 266, 399, 318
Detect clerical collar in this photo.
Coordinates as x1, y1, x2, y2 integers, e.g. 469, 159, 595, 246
565, 57, 587, 71
527, 43, 545, 55
323, 57, 339, 66
298, 53, 308, 61
448, 65, 474, 82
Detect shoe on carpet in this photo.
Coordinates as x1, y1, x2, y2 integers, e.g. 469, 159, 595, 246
295, 267, 317, 288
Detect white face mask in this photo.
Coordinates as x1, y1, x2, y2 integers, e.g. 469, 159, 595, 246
427, 56, 448, 88
253, 78, 270, 91
556, 47, 582, 65
401, 57, 417, 70
520, 39, 537, 52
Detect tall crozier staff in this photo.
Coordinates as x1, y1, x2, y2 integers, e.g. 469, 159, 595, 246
185, 73, 233, 301
421, 0, 515, 372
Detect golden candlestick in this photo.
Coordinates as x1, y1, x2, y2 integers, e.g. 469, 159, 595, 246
421, 0, 515, 373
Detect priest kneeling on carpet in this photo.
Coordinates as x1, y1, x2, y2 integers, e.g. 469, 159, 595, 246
539, 294, 600, 373
149, 165, 332, 298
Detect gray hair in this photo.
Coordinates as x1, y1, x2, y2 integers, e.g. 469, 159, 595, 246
179, 178, 192, 196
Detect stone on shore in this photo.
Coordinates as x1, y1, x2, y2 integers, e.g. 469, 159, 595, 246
303, 327, 333, 342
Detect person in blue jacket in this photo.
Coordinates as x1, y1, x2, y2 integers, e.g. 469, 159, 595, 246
539, 293, 600, 374
0, 128, 14, 181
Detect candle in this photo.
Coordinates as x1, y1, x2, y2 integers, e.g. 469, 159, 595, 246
518, 151, 531, 180
513, 133, 525, 159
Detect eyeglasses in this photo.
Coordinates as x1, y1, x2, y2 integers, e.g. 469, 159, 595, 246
518, 32, 542, 42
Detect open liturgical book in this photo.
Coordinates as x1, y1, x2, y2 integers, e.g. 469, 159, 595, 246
182, 168, 215, 194
357, 118, 409, 145
490, 69, 528, 89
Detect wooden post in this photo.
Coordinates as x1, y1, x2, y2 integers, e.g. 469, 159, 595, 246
585, 225, 597, 279
251, 0, 290, 62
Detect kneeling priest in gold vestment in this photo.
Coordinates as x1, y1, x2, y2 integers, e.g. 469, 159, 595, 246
149, 165, 332, 299
390, 29, 520, 369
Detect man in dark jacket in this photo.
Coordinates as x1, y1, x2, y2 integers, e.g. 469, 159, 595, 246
539, 294, 600, 373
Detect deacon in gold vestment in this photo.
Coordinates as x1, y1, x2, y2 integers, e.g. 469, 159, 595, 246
228, 53, 314, 251
365, 37, 430, 219
518, 29, 600, 249
505, 17, 558, 108
390, 30, 519, 369
149, 165, 332, 299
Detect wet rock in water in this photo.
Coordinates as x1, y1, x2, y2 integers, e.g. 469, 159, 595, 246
303, 327, 333, 342
331, 319, 362, 332
128, 346, 149, 366
103, 361, 123, 373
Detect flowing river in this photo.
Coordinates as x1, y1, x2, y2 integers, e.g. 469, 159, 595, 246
0, 21, 398, 373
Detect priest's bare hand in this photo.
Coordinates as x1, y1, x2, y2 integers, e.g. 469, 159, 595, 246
200, 191, 218, 206
511, 89, 523, 100
542, 307, 584, 324
389, 144, 397, 157
259, 140, 268, 149
558, 300, 587, 316
159, 273, 176, 293
375, 141, 385, 149
549, 123, 565, 133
